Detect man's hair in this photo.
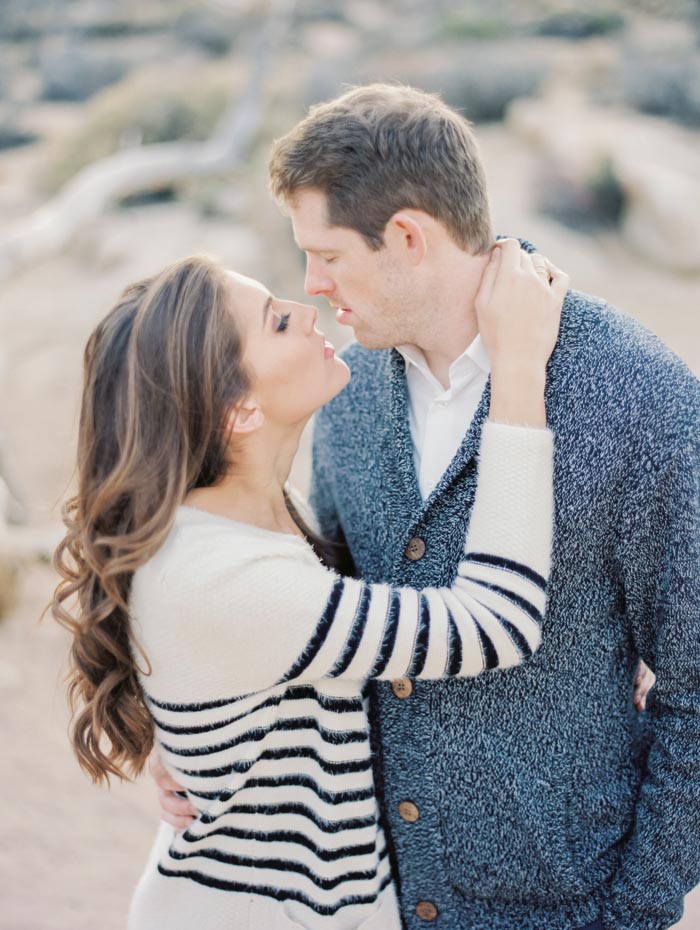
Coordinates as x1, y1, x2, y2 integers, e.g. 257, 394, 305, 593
269, 83, 493, 253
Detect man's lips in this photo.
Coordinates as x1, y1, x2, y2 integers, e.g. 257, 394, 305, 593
335, 308, 353, 325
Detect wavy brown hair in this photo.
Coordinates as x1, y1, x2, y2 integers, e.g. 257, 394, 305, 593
50, 255, 333, 785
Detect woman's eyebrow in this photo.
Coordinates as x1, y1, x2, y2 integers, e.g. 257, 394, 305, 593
261, 295, 273, 329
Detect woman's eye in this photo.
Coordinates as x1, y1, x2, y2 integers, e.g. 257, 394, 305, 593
323, 256, 337, 265
275, 312, 291, 333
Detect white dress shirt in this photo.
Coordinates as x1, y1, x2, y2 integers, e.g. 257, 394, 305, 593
397, 334, 490, 500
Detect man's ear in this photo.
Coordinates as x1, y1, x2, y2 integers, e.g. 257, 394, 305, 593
385, 211, 428, 266
225, 396, 264, 436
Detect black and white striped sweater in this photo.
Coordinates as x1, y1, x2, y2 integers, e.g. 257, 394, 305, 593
128, 422, 553, 930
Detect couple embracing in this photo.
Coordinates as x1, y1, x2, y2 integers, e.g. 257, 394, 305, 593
53, 85, 699, 930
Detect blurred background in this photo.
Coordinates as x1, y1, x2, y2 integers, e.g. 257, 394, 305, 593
0, 1, 698, 927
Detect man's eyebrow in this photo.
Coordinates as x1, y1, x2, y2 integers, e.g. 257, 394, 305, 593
261, 295, 272, 329
294, 241, 337, 254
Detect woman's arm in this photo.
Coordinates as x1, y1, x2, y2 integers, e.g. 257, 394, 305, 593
224, 422, 551, 690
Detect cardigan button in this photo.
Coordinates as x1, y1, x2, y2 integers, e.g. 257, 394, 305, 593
404, 537, 426, 560
398, 800, 420, 823
416, 901, 439, 921
392, 678, 413, 699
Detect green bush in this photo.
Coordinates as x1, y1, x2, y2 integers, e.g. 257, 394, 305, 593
41, 69, 233, 194
534, 11, 626, 40
442, 13, 513, 41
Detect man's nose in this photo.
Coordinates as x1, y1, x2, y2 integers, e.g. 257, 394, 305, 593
304, 258, 333, 297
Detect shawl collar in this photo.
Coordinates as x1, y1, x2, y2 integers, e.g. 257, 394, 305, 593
386, 348, 492, 525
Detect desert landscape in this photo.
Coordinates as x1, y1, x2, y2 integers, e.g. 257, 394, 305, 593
0, 1, 698, 927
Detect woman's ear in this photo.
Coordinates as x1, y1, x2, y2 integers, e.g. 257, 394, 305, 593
226, 396, 264, 436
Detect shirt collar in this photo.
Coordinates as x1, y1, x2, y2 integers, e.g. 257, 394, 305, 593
397, 333, 491, 387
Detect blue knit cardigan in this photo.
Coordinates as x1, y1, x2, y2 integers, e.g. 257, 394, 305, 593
309, 274, 700, 930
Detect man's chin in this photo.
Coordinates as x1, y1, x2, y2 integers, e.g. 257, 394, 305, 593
352, 330, 396, 351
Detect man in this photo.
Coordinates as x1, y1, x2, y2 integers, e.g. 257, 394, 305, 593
158, 84, 700, 930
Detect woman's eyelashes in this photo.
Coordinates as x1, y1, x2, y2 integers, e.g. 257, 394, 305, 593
275, 312, 291, 333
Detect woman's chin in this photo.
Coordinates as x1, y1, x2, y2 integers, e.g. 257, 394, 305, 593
334, 359, 352, 391
316, 362, 351, 410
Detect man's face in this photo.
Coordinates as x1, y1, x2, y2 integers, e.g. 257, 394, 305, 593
287, 188, 418, 349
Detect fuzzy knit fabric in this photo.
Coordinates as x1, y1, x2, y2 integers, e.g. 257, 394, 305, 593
310, 267, 700, 930
127, 423, 553, 930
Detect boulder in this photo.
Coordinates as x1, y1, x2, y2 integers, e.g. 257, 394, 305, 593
508, 91, 700, 271
614, 156, 700, 273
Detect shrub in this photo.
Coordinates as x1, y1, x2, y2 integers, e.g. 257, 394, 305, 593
534, 10, 626, 40
442, 13, 514, 41
537, 159, 626, 232
41, 68, 233, 193
619, 52, 700, 128
0, 122, 40, 151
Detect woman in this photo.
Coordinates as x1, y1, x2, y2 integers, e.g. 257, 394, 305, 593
51, 245, 566, 930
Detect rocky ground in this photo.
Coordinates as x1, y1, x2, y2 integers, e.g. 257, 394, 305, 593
1, 1, 699, 927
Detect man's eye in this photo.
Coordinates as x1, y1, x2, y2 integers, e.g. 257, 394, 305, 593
323, 256, 337, 265
275, 312, 291, 332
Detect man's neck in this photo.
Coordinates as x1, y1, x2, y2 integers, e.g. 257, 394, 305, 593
420, 324, 479, 389
409, 249, 490, 389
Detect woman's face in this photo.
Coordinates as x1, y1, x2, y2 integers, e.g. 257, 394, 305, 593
227, 271, 350, 427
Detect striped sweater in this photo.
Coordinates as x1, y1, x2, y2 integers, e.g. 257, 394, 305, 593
127, 421, 553, 930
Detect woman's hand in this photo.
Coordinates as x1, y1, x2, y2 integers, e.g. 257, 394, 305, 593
475, 239, 569, 427
149, 749, 197, 831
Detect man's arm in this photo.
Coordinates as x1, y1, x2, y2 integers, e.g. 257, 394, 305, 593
605, 440, 700, 930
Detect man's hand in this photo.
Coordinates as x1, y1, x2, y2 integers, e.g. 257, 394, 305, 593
149, 750, 197, 831
634, 659, 656, 712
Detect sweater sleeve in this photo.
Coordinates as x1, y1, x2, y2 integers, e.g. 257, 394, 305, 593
603, 442, 700, 930
188, 422, 553, 694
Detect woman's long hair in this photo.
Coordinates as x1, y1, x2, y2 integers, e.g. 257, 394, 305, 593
50, 255, 333, 785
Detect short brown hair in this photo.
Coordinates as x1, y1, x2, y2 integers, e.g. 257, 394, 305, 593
269, 83, 493, 252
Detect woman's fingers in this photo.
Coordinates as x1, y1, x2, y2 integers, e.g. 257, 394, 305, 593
476, 243, 502, 311
475, 239, 522, 316
496, 237, 524, 276
544, 258, 570, 298
149, 749, 198, 821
